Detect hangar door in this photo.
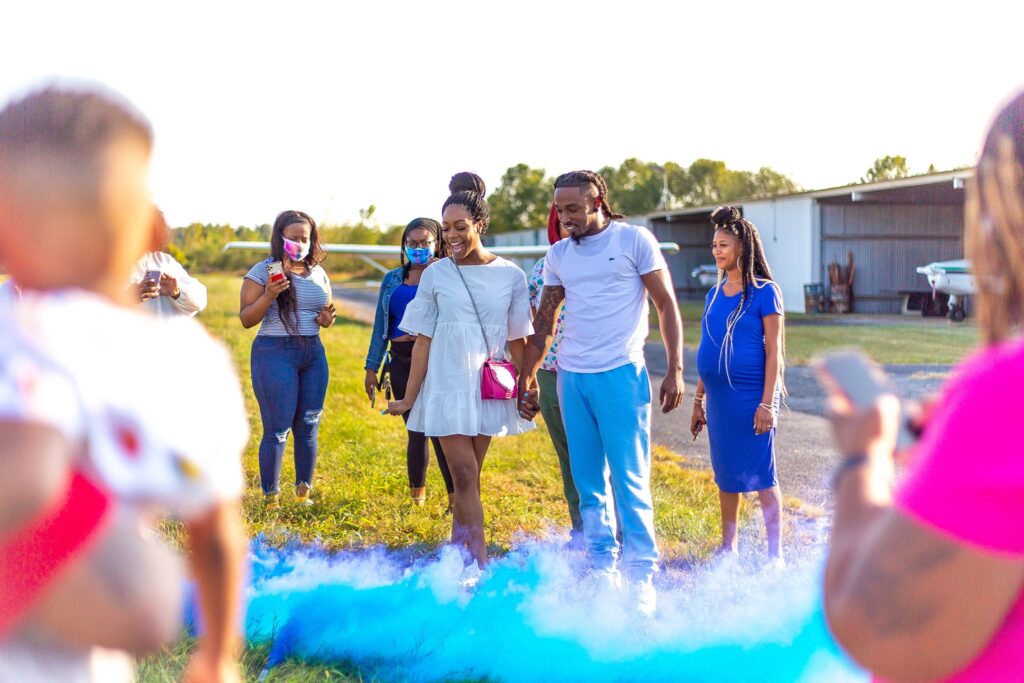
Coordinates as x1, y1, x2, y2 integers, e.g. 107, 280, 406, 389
819, 203, 963, 314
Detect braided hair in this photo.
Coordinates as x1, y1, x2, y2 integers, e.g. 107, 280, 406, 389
966, 90, 1024, 344
269, 209, 325, 335
705, 206, 787, 395
442, 171, 490, 231
553, 170, 625, 220
399, 217, 446, 279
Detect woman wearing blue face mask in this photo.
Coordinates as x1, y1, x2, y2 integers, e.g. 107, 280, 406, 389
365, 218, 454, 508
241, 210, 335, 508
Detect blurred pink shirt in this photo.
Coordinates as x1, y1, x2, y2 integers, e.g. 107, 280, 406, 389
894, 337, 1024, 681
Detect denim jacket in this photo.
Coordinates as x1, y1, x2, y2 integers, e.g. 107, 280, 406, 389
364, 266, 406, 371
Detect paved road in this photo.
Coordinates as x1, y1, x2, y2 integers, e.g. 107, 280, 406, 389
334, 285, 953, 509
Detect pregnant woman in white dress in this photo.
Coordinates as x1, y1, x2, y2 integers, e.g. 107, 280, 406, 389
387, 172, 533, 567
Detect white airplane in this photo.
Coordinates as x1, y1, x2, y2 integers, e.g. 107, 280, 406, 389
916, 259, 975, 322
223, 240, 681, 274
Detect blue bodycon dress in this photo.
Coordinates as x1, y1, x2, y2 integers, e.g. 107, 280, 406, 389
696, 280, 784, 493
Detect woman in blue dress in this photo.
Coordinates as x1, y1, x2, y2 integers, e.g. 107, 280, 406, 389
691, 206, 786, 562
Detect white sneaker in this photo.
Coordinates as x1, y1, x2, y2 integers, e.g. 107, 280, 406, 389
631, 578, 657, 618
459, 561, 483, 591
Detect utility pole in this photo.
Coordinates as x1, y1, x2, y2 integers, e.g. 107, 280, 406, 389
652, 163, 675, 211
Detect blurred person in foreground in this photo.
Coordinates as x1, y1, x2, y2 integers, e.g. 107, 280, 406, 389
128, 209, 207, 317
823, 91, 1024, 682
0, 86, 248, 682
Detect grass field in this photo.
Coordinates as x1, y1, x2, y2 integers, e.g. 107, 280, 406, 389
141, 275, 752, 681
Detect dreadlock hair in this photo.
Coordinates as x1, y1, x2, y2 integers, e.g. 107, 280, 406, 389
553, 170, 625, 220
705, 206, 787, 396
269, 209, 325, 335
966, 90, 1024, 345
442, 171, 490, 232
399, 217, 446, 278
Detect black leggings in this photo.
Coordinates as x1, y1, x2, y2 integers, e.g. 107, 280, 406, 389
389, 340, 455, 493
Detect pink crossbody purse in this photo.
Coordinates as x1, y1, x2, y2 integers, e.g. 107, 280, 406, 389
452, 258, 518, 400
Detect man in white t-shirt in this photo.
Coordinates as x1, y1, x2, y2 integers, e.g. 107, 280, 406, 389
519, 170, 684, 616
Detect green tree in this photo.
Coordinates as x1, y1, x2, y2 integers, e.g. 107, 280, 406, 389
488, 164, 552, 233
749, 166, 800, 198
861, 155, 909, 183
600, 158, 665, 215
675, 158, 729, 206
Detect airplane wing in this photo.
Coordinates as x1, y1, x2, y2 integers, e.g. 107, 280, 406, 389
223, 241, 680, 257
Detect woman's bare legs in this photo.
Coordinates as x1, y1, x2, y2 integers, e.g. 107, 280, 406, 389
757, 485, 784, 560
439, 434, 491, 566
718, 490, 741, 554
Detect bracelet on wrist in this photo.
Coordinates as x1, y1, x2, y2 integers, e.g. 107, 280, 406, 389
830, 453, 870, 491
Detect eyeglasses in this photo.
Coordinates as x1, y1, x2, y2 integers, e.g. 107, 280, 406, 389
406, 239, 435, 249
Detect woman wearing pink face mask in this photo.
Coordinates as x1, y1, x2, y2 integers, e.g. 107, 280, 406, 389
240, 210, 335, 508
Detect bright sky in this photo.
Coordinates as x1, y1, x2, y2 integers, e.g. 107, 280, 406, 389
3, 0, 1019, 229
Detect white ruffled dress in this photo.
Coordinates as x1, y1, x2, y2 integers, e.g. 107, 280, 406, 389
399, 257, 535, 437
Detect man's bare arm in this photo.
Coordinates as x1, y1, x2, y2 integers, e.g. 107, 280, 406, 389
518, 285, 565, 417
641, 269, 685, 413
522, 285, 564, 376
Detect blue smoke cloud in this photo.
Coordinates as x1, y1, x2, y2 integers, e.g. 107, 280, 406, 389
230, 537, 866, 682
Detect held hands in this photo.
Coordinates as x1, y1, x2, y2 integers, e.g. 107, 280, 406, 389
158, 273, 180, 299
659, 370, 684, 414
317, 302, 336, 328
516, 376, 540, 421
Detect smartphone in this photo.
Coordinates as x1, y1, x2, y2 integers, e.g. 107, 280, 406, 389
143, 269, 161, 284
813, 350, 917, 451
267, 261, 285, 283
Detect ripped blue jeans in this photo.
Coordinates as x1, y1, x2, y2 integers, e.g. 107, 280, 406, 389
250, 335, 329, 494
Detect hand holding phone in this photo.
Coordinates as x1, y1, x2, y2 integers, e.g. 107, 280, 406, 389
813, 350, 917, 452
138, 270, 161, 301
264, 261, 289, 297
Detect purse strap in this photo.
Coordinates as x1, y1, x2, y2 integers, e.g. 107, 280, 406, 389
451, 257, 493, 359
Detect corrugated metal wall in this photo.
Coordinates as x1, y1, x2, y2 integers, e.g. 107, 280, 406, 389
648, 215, 715, 300
819, 203, 963, 313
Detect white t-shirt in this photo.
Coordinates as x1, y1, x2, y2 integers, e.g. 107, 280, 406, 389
0, 289, 247, 518
543, 221, 666, 373
128, 252, 208, 318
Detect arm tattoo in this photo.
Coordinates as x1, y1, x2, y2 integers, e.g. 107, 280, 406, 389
853, 534, 960, 636
529, 286, 565, 352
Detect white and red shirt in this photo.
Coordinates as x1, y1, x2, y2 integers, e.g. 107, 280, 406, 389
0, 289, 247, 518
